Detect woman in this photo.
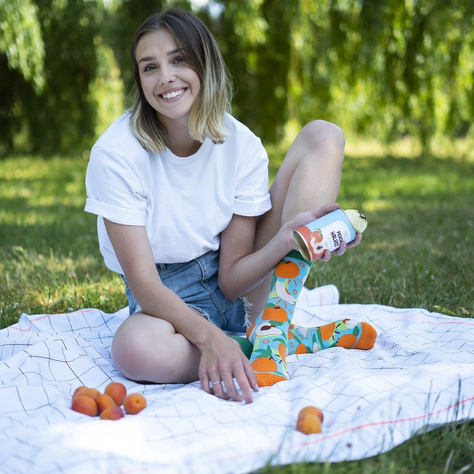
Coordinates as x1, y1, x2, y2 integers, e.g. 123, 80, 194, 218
85, 8, 363, 404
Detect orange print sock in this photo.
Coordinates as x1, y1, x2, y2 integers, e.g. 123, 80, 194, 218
248, 250, 311, 387
287, 320, 377, 354
247, 320, 377, 356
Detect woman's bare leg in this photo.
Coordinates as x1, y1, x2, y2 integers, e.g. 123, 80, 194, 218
111, 312, 201, 383
246, 120, 346, 319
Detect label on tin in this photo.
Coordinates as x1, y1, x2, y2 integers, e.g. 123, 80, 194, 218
320, 220, 352, 252
294, 219, 353, 261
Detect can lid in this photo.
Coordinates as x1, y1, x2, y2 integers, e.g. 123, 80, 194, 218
344, 209, 368, 234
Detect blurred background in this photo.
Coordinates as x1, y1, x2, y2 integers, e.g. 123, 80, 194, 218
1, 0, 473, 157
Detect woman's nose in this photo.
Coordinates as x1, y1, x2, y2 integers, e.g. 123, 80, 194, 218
159, 65, 175, 85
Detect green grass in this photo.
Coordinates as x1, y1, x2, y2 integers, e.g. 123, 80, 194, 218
0, 155, 127, 327
1, 145, 473, 472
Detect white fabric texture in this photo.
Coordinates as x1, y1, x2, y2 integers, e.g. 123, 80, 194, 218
84, 113, 272, 272
1, 286, 473, 474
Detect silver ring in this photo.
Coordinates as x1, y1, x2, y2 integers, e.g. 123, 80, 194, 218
211, 381, 221, 386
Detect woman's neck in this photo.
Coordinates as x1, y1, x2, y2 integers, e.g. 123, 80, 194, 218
162, 116, 202, 157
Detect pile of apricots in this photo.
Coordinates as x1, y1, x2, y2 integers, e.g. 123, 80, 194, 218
71, 382, 147, 420
296, 405, 324, 434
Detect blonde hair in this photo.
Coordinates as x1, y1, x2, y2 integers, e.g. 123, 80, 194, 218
129, 8, 232, 152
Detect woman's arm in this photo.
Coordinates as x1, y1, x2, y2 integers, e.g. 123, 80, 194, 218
218, 204, 360, 301
104, 219, 258, 403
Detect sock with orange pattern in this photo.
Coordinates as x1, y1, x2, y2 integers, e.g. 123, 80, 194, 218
246, 319, 377, 355
248, 250, 311, 387
286, 319, 377, 354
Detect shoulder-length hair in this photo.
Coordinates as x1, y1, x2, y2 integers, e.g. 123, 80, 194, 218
129, 8, 232, 152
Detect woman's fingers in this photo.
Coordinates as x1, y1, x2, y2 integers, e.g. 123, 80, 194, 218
202, 360, 257, 404
210, 379, 230, 400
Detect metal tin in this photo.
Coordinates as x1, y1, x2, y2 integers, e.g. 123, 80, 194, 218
293, 209, 367, 262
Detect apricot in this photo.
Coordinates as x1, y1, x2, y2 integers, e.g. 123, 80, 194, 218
296, 414, 322, 434
100, 406, 125, 420
73, 387, 100, 401
72, 385, 87, 398
275, 260, 300, 279
251, 356, 278, 373
319, 322, 336, 342
123, 393, 147, 415
298, 405, 324, 424
104, 382, 127, 406
71, 395, 98, 417
262, 305, 287, 323
97, 394, 116, 414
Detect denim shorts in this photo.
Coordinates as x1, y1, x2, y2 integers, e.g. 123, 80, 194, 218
122, 250, 249, 333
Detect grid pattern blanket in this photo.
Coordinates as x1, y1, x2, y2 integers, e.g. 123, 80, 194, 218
1, 286, 473, 474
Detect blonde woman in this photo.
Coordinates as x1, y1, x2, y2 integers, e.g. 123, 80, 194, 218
85, 8, 363, 404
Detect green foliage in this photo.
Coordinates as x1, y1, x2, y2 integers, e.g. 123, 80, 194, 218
107, 0, 164, 97
0, 0, 45, 91
208, 0, 474, 148
0, 0, 473, 155
0, 0, 105, 155
0, 0, 45, 152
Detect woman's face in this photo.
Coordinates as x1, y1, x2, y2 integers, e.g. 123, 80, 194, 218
135, 29, 201, 127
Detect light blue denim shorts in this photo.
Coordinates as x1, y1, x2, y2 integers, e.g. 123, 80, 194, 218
122, 250, 249, 333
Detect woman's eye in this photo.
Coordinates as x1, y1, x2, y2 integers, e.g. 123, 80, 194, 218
144, 64, 156, 72
173, 56, 185, 64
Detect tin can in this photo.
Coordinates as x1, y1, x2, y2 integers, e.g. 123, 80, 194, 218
293, 209, 367, 262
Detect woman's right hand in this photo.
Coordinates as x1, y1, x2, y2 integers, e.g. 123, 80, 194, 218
198, 328, 258, 404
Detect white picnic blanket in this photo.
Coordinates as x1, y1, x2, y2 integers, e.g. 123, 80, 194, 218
1, 285, 473, 474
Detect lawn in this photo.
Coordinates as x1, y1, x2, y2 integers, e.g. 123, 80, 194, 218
0, 143, 473, 472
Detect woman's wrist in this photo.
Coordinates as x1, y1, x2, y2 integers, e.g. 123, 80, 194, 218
182, 314, 222, 352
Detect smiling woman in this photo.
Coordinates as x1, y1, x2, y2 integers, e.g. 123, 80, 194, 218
128, 8, 231, 154
83, 7, 355, 404
134, 29, 201, 152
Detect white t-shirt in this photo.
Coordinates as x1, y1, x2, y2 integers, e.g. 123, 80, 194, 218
85, 113, 272, 274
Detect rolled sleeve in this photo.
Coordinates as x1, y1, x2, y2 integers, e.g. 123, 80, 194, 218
85, 147, 148, 226
233, 138, 272, 217
84, 198, 146, 225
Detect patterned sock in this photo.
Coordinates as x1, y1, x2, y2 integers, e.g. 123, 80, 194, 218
287, 319, 377, 354
247, 319, 377, 356
248, 250, 311, 387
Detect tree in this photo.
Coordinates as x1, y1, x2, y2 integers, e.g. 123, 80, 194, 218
0, 0, 45, 151
0, 0, 104, 155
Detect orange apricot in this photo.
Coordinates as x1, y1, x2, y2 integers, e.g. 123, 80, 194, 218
337, 333, 358, 349
319, 322, 336, 341
298, 405, 324, 423
262, 305, 287, 323
71, 395, 98, 417
278, 343, 287, 361
100, 406, 125, 420
123, 393, 147, 415
255, 372, 287, 387
73, 387, 100, 401
275, 260, 300, 279
104, 382, 127, 406
251, 356, 278, 373
96, 394, 116, 414
296, 414, 323, 434
294, 343, 308, 355
72, 386, 87, 398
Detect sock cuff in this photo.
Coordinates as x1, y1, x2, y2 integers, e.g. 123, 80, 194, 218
287, 249, 306, 261
228, 335, 253, 359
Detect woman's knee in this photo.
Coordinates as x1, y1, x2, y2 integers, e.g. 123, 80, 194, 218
299, 120, 345, 157
111, 313, 173, 382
